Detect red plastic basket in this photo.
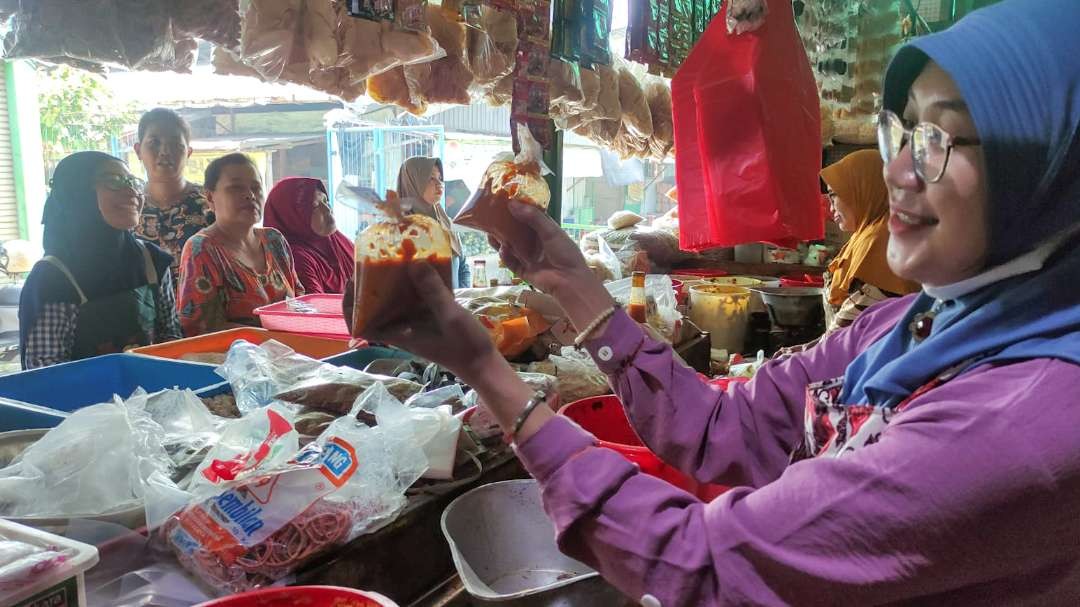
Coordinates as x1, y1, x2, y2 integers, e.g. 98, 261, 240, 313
559, 396, 729, 501
195, 586, 397, 607
254, 294, 349, 339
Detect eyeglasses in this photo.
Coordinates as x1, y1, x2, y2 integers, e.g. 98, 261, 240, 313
97, 173, 146, 194
877, 110, 981, 183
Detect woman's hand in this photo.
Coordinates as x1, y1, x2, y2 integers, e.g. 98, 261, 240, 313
342, 265, 554, 441
492, 201, 616, 330
344, 264, 500, 382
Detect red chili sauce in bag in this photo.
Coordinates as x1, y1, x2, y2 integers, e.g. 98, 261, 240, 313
352, 214, 453, 337
454, 125, 551, 255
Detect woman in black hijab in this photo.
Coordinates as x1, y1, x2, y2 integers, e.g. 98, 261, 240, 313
19, 151, 181, 369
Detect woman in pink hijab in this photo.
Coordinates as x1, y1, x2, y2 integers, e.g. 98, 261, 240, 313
264, 177, 354, 294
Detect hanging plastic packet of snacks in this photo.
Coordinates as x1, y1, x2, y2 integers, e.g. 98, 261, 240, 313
727, 0, 768, 35
395, 0, 428, 31
510, 0, 553, 151
454, 124, 551, 256
348, 0, 395, 20
352, 204, 454, 338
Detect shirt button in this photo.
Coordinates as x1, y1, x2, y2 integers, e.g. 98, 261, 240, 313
597, 346, 613, 361
641, 595, 662, 607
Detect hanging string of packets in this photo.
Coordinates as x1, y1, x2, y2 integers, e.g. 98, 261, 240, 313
627, 0, 723, 76
551, 0, 614, 68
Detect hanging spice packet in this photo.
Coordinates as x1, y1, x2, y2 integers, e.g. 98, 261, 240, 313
510, 0, 553, 150
348, 0, 394, 20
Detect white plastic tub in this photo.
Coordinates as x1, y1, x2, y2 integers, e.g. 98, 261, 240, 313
688, 284, 751, 355
0, 518, 99, 607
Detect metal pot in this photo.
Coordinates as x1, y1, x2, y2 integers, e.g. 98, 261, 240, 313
442, 479, 632, 606
0, 429, 146, 533
753, 287, 825, 328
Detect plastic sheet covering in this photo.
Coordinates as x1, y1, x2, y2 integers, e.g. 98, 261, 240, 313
466, 4, 517, 91
0, 392, 172, 519
173, 0, 242, 48
672, 0, 822, 251
0, 0, 195, 72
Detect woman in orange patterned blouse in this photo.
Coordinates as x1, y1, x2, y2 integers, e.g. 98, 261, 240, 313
177, 154, 302, 336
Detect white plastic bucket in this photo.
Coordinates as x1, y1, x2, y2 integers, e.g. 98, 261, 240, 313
688, 284, 751, 355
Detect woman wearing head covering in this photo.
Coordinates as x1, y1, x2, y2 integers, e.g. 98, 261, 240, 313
263, 177, 354, 294
820, 149, 919, 331
394, 157, 471, 289
177, 154, 302, 337
19, 152, 181, 369
133, 108, 213, 294
345, 0, 1080, 602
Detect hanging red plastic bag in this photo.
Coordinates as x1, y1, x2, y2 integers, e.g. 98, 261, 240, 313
671, 1, 822, 251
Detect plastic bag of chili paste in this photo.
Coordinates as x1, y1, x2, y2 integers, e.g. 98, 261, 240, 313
454, 124, 551, 255
162, 388, 427, 593
352, 212, 454, 338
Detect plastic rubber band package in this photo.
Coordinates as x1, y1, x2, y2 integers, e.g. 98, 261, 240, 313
157, 385, 428, 594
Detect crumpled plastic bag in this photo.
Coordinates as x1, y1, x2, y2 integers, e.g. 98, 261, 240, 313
606, 274, 680, 342
527, 349, 610, 403
1, 0, 193, 71
159, 387, 427, 594
584, 237, 623, 283
0, 391, 172, 518
215, 339, 422, 415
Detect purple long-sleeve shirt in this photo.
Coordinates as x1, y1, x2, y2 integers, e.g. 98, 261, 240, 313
516, 297, 1080, 606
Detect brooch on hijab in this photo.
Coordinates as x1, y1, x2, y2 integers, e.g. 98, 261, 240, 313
909, 300, 945, 342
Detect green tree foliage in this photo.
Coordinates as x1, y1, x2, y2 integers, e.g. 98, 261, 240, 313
36, 65, 136, 165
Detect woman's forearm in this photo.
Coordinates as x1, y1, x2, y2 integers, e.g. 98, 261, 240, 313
457, 348, 555, 442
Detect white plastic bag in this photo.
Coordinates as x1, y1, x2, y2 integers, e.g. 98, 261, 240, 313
605, 274, 680, 341
0, 394, 171, 518
217, 339, 422, 415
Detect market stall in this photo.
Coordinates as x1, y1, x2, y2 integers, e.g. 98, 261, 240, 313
0, 0, 942, 604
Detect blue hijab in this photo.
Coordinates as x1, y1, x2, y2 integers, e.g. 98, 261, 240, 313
842, 0, 1080, 406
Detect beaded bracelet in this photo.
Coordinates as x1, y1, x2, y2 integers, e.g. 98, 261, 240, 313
573, 305, 619, 349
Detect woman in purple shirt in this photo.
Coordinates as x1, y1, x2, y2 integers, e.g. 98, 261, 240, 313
356, 1, 1080, 604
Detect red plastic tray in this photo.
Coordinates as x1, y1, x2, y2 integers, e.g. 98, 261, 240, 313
253, 294, 349, 339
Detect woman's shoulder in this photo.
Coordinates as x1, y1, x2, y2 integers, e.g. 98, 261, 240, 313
842, 293, 918, 349
181, 230, 218, 256
259, 227, 290, 250
21, 260, 80, 305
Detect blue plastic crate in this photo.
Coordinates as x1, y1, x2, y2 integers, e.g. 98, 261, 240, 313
323, 346, 415, 371
0, 354, 224, 431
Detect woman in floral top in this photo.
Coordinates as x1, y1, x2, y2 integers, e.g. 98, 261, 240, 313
134, 108, 213, 293
178, 153, 301, 336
